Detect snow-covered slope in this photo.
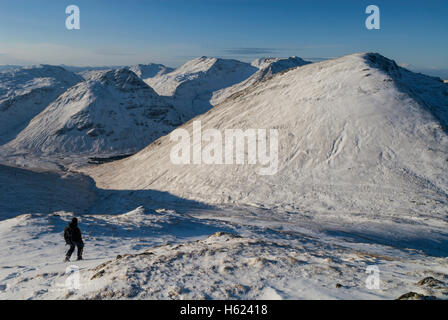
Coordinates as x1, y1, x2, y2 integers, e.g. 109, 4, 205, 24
145, 57, 258, 118
0, 164, 96, 220
1, 53, 448, 300
2, 68, 182, 156
0, 65, 83, 144
41, 231, 448, 300
87, 53, 448, 232
127, 63, 174, 83
211, 56, 311, 105
1, 207, 447, 300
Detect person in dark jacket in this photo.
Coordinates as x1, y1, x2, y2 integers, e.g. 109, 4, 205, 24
64, 217, 84, 262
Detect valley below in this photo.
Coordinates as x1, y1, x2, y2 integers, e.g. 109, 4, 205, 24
1, 53, 448, 300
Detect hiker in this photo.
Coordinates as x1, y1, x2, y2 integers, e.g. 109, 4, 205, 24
64, 217, 84, 262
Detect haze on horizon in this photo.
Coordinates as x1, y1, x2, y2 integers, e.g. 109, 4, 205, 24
0, 0, 447, 78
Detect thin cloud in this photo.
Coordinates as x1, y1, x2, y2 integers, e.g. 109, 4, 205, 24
94, 49, 136, 57
222, 48, 279, 55
0, 52, 36, 65
304, 57, 335, 62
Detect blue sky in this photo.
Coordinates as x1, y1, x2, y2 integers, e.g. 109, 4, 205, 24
0, 0, 447, 77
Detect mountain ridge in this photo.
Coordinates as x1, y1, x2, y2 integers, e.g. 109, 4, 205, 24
1, 68, 182, 156
145, 56, 259, 119
0, 65, 83, 145
211, 56, 311, 106
86, 53, 448, 223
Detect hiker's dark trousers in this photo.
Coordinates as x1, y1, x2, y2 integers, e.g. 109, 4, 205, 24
66, 241, 84, 259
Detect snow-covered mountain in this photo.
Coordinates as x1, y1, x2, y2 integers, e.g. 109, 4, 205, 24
2, 68, 182, 156
250, 56, 310, 70
145, 56, 258, 118
1, 53, 448, 300
0, 65, 83, 145
211, 56, 311, 105
88, 53, 448, 235
60, 65, 121, 73
0, 65, 22, 72
127, 63, 174, 83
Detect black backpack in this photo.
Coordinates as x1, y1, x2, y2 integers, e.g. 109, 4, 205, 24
64, 226, 72, 244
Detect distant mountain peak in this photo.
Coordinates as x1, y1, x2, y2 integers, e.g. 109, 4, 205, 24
361, 52, 400, 75
87, 68, 152, 92
0, 65, 83, 145
127, 63, 174, 80
251, 56, 311, 70
89, 52, 448, 219
144, 57, 258, 118
211, 56, 311, 106
2, 65, 183, 156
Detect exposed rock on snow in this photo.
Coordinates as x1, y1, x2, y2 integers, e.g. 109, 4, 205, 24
27, 229, 445, 300
0, 65, 83, 144
396, 291, 436, 300
46, 232, 388, 299
2, 68, 183, 156
1, 203, 448, 300
416, 276, 445, 288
